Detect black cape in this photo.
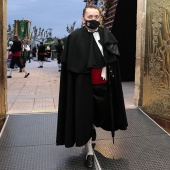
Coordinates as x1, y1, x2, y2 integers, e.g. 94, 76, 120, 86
56, 27, 128, 147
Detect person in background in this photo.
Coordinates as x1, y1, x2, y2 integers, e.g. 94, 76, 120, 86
7, 40, 13, 70
32, 45, 37, 61
38, 42, 46, 68
55, 39, 63, 71
7, 36, 30, 78
27, 45, 31, 63
46, 45, 51, 62
21, 40, 30, 72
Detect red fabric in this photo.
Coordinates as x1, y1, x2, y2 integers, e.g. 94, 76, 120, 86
91, 68, 107, 84
8, 54, 13, 59
39, 52, 45, 55
13, 51, 21, 57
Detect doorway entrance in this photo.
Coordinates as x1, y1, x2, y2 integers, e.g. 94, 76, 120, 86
112, 0, 137, 81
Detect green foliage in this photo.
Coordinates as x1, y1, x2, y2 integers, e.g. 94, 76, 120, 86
61, 36, 68, 45
45, 37, 53, 44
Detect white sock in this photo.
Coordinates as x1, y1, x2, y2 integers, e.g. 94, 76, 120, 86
85, 138, 93, 158
42, 61, 44, 66
58, 64, 60, 70
22, 68, 28, 74
39, 61, 41, 66
8, 68, 12, 76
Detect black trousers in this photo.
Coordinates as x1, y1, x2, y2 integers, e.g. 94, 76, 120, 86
57, 54, 61, 64
38, 55, 45, 61
92, 83, 110, 127
10, 56, 23, 69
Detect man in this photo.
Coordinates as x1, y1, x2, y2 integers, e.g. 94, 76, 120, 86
32, 45, 37, 61
55, 39, 63, 71
38, 42, 46, 68
20, 39, 30, 72
7, 36, 30, 78
56, 5, 128, 168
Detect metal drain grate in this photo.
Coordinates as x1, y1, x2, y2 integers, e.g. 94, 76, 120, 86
0, 109, 169, 169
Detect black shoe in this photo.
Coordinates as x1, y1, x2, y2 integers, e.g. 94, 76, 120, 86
85, 155, 94, 168
7, 76, 12, 78
24, 73, 30, 78
19, 69, 22, 72
92, 128, 96, 141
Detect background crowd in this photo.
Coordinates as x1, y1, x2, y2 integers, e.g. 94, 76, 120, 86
7, 36, 64, 78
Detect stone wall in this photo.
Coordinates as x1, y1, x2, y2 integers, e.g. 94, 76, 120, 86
0, 0, 7, 122
134, 0, 147, 106
135, 0, 170, 133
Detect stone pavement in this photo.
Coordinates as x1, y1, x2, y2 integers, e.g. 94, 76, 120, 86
4, 60, 170, 170
7, 59, 60, 114
7, 59, 136, 115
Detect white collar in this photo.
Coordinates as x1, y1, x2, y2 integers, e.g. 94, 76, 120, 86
87, 27, 98, 33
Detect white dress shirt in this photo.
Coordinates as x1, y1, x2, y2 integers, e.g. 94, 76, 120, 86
92, 31, 107, 80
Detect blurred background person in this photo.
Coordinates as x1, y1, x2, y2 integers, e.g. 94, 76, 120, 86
32, 45, 37, 61
46, 45, 51, 62
55, 39, 63, 71
7, 40, 13, 70
21, 39, 30, 72
7, 36, 30, 78
38, 42, 46, 68
27, 45, 31, 63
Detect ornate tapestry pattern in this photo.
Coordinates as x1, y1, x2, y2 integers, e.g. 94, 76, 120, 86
143, 0, 170, 119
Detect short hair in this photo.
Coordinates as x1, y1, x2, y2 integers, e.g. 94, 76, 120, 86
13, 36, 18, 41
40, 42, 43, 45
58, 39, 61, 44
83, 4, 100, 17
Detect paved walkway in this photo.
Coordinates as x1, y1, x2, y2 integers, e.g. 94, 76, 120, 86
3, 60, 170, 170
7, 59, 60, 114
7, 59, 137, 114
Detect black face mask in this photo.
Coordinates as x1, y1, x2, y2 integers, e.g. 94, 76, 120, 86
85, 20, 100, 30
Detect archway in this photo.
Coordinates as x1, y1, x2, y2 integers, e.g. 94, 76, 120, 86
112, 0, 137, 82
0, 0, 140, 130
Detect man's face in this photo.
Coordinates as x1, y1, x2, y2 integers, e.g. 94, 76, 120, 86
82, 8, 100, 24
23, 40, 26, 44
13, 37, 16, 41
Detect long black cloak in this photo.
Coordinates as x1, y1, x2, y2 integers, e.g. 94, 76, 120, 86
56, 27, 128, 147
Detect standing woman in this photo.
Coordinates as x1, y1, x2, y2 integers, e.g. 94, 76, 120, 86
46, 45, 52, 62
21, 39, 30, 72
